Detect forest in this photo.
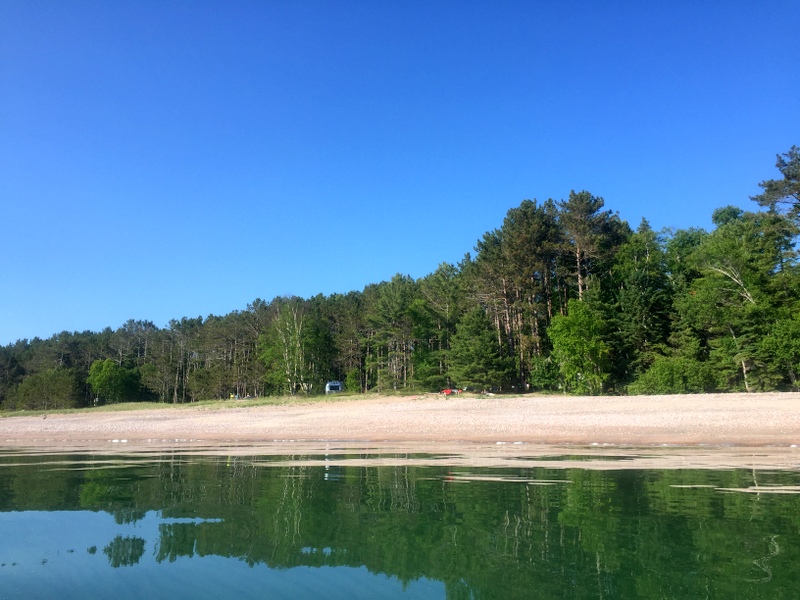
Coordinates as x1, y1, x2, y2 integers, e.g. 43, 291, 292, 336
2, 146, 799, 409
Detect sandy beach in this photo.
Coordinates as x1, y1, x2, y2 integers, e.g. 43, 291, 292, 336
2, 392, 799, 446
1, 393, 800, 470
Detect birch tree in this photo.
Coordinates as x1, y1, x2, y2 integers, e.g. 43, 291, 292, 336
261, 298, 310, 396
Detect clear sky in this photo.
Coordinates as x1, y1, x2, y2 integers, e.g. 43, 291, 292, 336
1, 1, 798, 345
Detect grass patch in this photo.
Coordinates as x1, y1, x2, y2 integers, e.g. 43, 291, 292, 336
0, 393, 363, 418
0, 389, 525, 419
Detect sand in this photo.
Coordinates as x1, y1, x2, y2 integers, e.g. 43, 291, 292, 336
1, 393, 799, 470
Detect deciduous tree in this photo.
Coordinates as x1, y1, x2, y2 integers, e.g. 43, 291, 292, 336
547, 300, 610, 394
8, 367, 81, 410
261, 298, 310, 396
87, 359, 140, 404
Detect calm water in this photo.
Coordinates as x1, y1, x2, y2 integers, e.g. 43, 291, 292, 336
1, 449, 799, 599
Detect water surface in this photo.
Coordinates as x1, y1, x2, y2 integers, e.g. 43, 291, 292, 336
1, 448, 799, 599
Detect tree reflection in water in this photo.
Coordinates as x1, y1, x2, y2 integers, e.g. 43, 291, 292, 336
104, 535, 145, 567
0, 452, 799, 599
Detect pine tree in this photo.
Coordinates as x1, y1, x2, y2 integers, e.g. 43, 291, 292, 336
449, 307, 514, 392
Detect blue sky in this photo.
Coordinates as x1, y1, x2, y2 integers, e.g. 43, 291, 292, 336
1, 1, 798, 345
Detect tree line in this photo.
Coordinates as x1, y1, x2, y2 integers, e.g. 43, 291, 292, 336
2, 146, 798, 409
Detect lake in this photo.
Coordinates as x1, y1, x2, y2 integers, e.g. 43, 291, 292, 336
1, 444, 799, 599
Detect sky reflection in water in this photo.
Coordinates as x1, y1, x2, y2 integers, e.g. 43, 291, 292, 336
1, 449, 800, 599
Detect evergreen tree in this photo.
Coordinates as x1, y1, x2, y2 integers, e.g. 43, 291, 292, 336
760, 311, 800, 390
751, 145, 800, 223
410, 263, 464, 391
366, 275, 417, 391
467, 199, 566, 389
605, 220, 673, 384
449, 307, 514, 392
327, 291, 367, 392
558, 191, 629, 300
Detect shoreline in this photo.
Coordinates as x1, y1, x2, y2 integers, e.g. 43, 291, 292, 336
1, 393, 799, 469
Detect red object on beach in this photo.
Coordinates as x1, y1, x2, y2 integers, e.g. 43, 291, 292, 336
442, 389, 452, 395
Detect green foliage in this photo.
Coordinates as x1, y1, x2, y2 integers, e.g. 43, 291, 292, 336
366, 275, 417, 392
751, 145, 800, 223
760, 312, 800, 390
526, 354, 560, 391
326, 291, 365, 391
627, 356, 717, 394
548, 300, 610, 394
672, 210, 799, 391
187, 364, 227, 401
664, 227, 708, 289
467, 199, 565, 389
344, 368, 362, 393
558, 190, 630, 300
260, 299, 311, 396
448, 307, 514, 391
409, 263, 464, 391
87, 359, 141, 404
711, 205, 744, 227
604, 220, 673, 383
7, 367, 82, 410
